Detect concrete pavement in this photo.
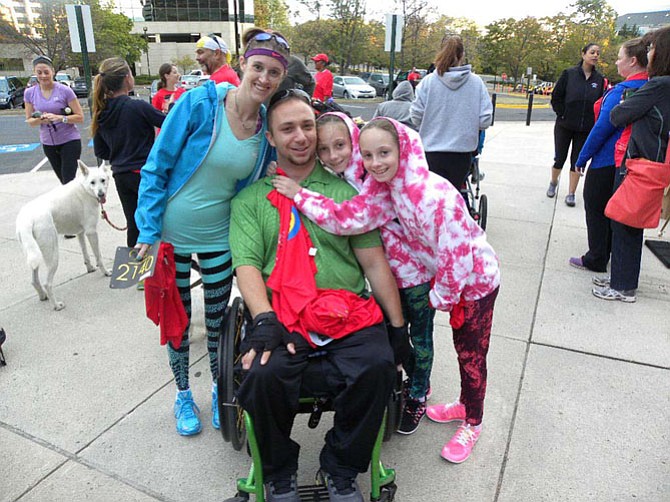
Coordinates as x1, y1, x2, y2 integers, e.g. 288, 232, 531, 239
0, 121, 668, 502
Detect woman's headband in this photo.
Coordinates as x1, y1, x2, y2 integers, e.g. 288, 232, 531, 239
243, 48, 288, 70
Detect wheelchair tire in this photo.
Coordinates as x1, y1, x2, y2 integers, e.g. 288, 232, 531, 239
478, 194, 488, 231
218, 297, 248, 450
383, 372, 403, 442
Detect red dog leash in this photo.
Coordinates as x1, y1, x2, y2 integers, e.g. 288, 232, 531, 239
100, 203, 128, 231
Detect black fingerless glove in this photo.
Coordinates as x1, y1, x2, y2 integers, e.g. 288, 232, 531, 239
388, 323, 411, 365
240, 312, 288, 355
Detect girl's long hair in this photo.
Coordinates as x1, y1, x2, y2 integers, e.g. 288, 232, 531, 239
434, 36, 464, 76
91, 58, 129, 136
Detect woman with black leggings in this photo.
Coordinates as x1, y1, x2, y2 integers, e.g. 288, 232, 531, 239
24, 56, 84, 185
91, 58, 165, 248
548, 44, 605, 207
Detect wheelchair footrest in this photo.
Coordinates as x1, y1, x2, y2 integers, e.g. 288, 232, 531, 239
297, 484, 331, 501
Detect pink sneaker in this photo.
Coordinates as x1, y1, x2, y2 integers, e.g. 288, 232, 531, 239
426, 401, 466, 423
441, 423, 481, 463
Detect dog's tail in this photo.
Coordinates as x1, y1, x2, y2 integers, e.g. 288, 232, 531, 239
16, 211, 43, 270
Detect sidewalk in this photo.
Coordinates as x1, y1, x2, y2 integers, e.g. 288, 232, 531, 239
1, 121, 668, 502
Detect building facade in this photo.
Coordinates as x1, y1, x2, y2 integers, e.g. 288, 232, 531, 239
616, 10, 670, 35
121, 0, 256, 75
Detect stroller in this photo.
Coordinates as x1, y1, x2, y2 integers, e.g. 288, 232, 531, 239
460, 131, 488, 230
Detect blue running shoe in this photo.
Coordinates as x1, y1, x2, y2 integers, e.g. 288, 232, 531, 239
174, 389, 202, 436
211, 383, 220, 430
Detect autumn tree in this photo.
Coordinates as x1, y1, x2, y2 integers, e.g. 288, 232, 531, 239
0, 0, 145, 72
254, 0, 292, 34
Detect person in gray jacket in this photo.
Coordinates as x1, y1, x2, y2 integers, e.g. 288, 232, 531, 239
373, 80, 415, 129
411, 35, 492, 190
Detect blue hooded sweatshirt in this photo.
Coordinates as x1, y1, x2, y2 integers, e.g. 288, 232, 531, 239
576, 74, 648, 170
136, 81, 272, 246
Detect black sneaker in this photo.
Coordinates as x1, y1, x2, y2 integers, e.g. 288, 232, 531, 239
265, 475, 300, 502
323, 472, 363, 502
397, 397, 426, 435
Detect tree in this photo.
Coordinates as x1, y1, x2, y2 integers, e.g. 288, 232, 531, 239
173, 55, 196, 75
254, 0, 292, 34
0, 0, 71, 71
0, 0, 145, 72
481, 17, 547, 83
328, 0, 367, 74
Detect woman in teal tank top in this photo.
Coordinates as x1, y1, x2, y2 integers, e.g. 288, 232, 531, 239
136, 28, 291, 437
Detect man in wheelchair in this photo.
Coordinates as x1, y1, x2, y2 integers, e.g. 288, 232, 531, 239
229, 90, 408, 502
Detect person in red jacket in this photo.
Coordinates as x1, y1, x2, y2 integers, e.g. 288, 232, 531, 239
407, 67, 421, 88
311, 53, 333, 101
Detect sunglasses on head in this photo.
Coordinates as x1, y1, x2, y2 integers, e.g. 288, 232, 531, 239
206, 34, 224, 50
253, 32, 290, 51
268, 88, 312, 111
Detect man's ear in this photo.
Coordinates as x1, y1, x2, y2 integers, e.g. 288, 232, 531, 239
239, 56, 247, 73
265, 129, 276, 147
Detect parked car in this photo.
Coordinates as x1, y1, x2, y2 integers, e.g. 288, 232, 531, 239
55, 73, 74, 88
27, 76, 38, 88
180, 74, 200, 90
72, 77, 89, 98
0, 76, 25, 109
366, 73, 390, 97
189, 69, 203, 76
196, 75, 210, 87
332, 76, 376, 99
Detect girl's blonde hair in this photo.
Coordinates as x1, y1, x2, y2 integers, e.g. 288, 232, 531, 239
91, 57, 130, 136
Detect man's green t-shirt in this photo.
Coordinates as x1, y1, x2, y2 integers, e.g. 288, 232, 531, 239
230, 161, 381, 295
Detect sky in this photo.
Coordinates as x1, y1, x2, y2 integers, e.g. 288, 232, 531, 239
290, 0, 670, 27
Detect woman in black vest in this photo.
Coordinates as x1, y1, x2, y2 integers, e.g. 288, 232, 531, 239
548, 43, 605, 207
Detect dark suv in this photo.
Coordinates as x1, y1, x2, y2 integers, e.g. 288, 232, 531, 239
0, 76, 25, 109
366, 73, 390, 98
72, 77, 89, 98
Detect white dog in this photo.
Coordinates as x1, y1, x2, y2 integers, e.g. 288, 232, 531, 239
16, 160, 112, 310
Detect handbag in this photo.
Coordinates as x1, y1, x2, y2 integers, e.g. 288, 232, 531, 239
605, 139, 670, 229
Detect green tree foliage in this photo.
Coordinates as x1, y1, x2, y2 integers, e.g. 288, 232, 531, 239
254, 0, 292, 33
0, 0, 145, 72
481, 17, 546, 83
328, 0, 367, 74
173, 55, 197, 74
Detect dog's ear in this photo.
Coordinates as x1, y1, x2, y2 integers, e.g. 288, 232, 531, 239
78, 160, 89, 176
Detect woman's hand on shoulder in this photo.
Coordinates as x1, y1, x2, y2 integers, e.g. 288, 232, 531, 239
271, 175, 302, 199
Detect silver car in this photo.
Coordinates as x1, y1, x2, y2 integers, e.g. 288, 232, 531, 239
180, 74, 200, 90
332, 76, 376, 99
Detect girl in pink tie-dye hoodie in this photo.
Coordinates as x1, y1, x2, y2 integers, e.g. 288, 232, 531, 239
273, 117, 500, 464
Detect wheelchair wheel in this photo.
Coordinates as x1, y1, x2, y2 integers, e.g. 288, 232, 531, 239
217, 297, 247, 450
383, 372, 403, 442
478, 194, 488, 231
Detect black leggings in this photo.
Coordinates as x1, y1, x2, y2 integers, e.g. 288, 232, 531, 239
42, 139, 82, 184
553, 123, 589, 172
113, 171, 141, 247
425, 151, 472, 189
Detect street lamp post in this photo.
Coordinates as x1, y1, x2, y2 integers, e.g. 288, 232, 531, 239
143, 26, 151, 76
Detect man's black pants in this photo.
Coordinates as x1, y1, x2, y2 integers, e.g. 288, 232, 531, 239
237, 322, 395, 483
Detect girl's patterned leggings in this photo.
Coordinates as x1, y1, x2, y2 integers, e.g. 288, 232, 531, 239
453, 286, 499, 426
169, 250, 233, 391
399, 282, 436, 400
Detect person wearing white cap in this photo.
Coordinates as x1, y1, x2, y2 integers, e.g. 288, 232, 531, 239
311, 53, 333, 102
195, 34, 240, 86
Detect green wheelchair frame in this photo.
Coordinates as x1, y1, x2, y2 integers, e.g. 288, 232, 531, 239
218, 297, 400, 502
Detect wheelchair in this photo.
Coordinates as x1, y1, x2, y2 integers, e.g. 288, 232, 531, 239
460, 156, 488, 231
217, 297, 401, 502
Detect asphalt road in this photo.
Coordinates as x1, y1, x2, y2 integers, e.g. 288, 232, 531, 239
0, 91, 554, 176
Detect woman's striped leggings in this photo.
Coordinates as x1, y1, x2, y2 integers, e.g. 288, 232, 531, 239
169, 250, 233, 391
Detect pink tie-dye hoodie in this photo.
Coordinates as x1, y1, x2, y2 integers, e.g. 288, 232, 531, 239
294, 117, 500, 310
313, 112, 431, 289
